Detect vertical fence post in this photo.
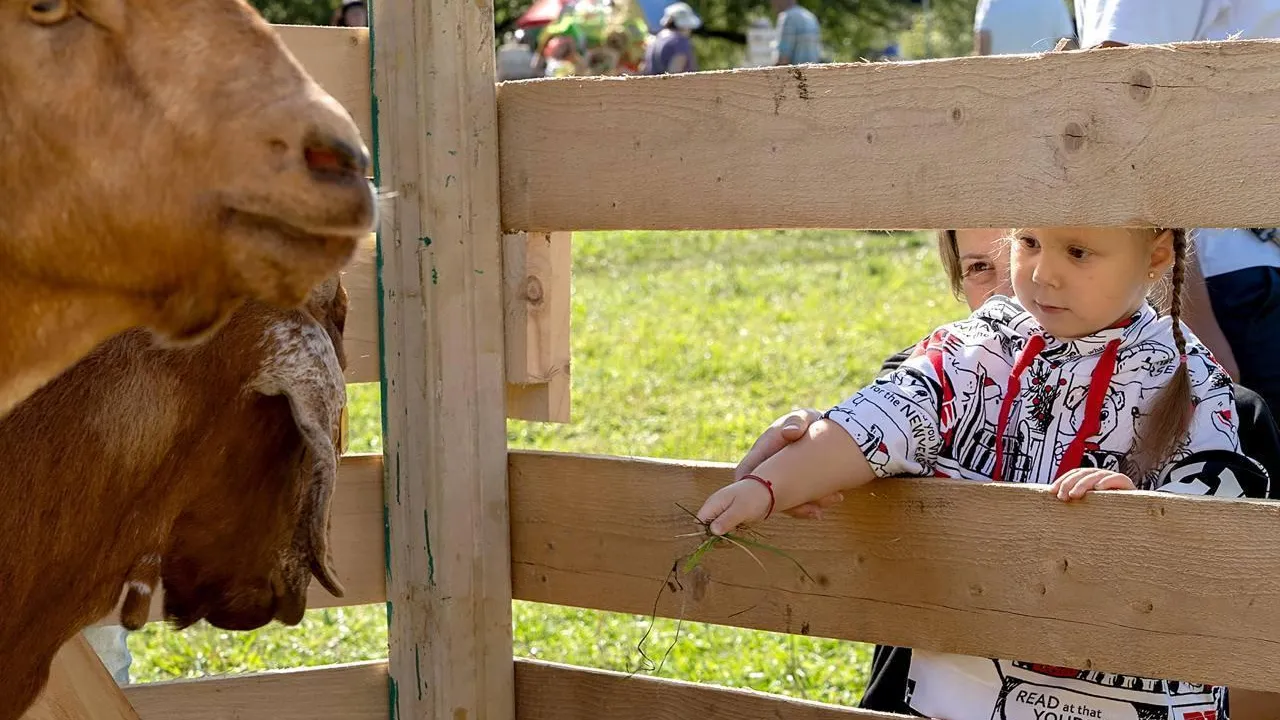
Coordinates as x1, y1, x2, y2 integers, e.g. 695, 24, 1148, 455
370, 0, 514, 715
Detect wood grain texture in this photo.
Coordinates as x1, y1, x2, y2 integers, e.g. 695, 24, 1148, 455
503, 232, 571, 423
124, 662, 386, 720
123, 659, 882, 720
22, 636, 140, 720
273, 26, 373, 149
371, 0, 515, 715
498, 40, 1280, 231
1231, 690, 1280, 720
515, 658, 887, 719
507, 450, 1280, 692
100, 449, 1280, 696
339, 235, 379, 384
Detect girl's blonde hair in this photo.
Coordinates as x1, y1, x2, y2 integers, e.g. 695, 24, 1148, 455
1127, 228, 1193, 486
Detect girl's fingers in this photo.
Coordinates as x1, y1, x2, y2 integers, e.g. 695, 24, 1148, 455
1070, 471, 1104, 498
696, 488, 734, 525
783, 503, 822, 520
1094, 474, 1136, 491
734, 408, 820, 481
1054, 469, 1135, 500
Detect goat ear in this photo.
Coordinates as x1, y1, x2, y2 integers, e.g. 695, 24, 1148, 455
249, 315, 347, 599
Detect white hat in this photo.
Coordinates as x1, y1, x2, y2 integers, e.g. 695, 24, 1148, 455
661, 2, 702, 31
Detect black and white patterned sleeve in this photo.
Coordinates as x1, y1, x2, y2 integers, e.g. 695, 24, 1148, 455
823, 344, 948, 479
1156, 355, 1271, 499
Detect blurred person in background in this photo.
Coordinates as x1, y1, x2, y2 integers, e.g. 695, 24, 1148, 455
331, 0, 366, 27
973, 0, 1076, 55
643, 2, 701, 74
770, 0, 825, 65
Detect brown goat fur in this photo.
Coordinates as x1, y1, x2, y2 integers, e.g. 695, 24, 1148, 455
0, 0, 375, 416
0, 278, 350, 718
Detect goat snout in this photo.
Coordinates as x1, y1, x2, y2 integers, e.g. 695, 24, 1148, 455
303, 130, 370, 182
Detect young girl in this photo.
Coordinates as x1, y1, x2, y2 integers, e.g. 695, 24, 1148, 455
697, 227, 1269, 719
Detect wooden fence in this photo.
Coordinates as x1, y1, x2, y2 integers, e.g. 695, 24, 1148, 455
46, 9, 1280, 720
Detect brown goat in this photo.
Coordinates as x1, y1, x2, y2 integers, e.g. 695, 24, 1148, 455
0, 278, 350, 718
0, 0, 375, 416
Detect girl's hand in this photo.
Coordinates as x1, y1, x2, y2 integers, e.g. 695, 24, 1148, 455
696, 476, 775, 536
1050, 468, 1135, 501
736, 408, 843, 520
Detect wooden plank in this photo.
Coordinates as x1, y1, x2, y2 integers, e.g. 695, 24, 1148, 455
99, 449, 1280, 695
124, 662, 386, 720
506, 450, 1280, 693
498, 39, 1280, 231
1232, 690, 1280, 720
272, 26, 373, 149
515, 658, 888, 720
371, 0, 515, 715
23, 635, 140, 720
504, 232, 571, 423
339, 234, 378, 384
125, 658, 886, 720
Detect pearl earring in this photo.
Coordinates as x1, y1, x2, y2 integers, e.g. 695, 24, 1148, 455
1148, 271, 1156, 279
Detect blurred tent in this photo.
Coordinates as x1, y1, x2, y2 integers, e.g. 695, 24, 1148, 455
516, 0, 668, 32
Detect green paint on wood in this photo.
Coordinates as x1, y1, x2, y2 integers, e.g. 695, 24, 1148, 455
388, 676, 400, 720
424, 510, 436, 586
474, 269, 484, 275
382, 503, 392, 577
431, 267, 439, 285
445, 175, 455, 187
421, 236, 432, 246
415, 645, 423, 700
448, 150, 457, 156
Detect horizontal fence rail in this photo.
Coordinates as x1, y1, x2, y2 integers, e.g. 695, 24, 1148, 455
498, 39, 1280, 231
272, 26, 1280, 232
122, 658, 876, 720
117, 450, 1280, 693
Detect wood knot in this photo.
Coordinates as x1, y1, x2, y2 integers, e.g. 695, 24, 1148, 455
523, 277, 544, 303
968, 583, 985, 597
865, 130, 876, 144
1132, 599, 1154, 614
1062, 122, 1086, 152
951, 107, 964, 125
1127, 69, 1154, 102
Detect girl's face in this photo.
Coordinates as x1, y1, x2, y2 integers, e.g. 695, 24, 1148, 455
955, 229, 1012, 311
1010, 227, 1172, 339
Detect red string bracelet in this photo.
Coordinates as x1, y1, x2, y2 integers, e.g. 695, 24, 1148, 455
741, 473, 775, 520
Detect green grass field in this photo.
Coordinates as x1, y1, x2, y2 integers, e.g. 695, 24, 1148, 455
126, 228, 965, 707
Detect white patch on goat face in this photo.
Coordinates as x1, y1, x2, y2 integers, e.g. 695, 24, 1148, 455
249, 317, 347, 446
127, 581, 152, 596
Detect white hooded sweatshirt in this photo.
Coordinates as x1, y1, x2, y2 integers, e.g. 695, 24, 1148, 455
825, 295, 1268, 719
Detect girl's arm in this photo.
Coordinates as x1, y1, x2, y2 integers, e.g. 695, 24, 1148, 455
697, 417, 877, 536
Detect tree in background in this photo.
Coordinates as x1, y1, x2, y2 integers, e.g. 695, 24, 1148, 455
897, 0, 979, 59
250, 0, 340, 26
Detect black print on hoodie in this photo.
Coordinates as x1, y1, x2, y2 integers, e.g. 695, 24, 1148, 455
823, 296, 1269, 720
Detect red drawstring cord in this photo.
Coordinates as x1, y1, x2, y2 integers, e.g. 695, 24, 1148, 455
992, 334, 1046, 482
1054, 338, 1121, 477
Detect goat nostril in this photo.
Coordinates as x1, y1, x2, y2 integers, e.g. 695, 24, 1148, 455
303, 133, 369, 180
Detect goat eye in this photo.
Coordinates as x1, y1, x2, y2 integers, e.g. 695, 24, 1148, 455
27, 0, 73, 24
